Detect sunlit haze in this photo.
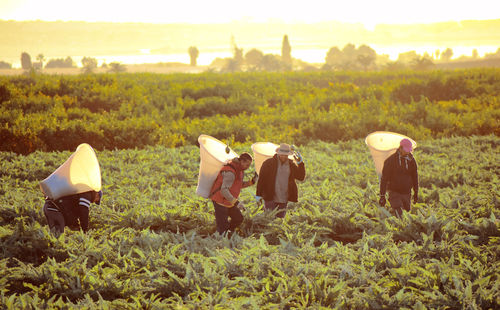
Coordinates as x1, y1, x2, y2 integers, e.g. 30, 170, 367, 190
1, 0, 499, 68
2, 0, 499, 28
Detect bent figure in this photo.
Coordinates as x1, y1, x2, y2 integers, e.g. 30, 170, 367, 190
43, 190, 102, 234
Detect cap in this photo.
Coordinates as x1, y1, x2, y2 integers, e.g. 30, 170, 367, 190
400, 138, 413, 152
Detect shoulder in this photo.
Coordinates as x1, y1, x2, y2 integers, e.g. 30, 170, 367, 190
386, 152, 398, 162
410, 155, 418, 166
262, 157, 276, 168
221, 163, 237, 172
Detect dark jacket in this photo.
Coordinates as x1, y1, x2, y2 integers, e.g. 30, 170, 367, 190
380, 150, 418, 196
256, 155, 306, 202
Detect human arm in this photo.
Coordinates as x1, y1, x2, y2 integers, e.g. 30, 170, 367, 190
242, 172, 258, 188
256, 159, 271, 198
220, 171, 238, 204
379, 159, 390, 205
292, 160, 306, 182
412, 160, 419, 203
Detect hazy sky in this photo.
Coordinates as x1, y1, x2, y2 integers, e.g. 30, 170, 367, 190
1, 0, 499, 29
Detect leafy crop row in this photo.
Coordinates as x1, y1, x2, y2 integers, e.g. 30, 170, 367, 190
0, 135, 498, 308
1, 69, 499, 153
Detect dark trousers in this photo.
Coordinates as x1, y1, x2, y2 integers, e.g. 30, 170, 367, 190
43, 200, 90, 233
65, 206, 90, 232
389, 191, 411, 217
43, 201, 65, 234
264, 201, 288, 218
212, 201, 243, 235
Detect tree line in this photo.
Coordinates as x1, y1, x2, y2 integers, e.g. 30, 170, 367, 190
11, 52, 127, 74
3, 34, 500, 73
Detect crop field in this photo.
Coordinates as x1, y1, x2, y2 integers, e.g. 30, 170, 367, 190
1, 69, 499, 154
0, 134, 499, 309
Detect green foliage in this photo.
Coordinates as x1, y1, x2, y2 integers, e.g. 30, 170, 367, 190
1, 69, 498, 154
0, 61, 12, 69
0, 136, 498, 308
45, 57, 75, 68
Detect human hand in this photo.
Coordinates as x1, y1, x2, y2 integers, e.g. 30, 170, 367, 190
379, 195, 386, 207
251, 172, 258, 185
237, 201, 246, 211
254, 195, 263, 204
293, 150, 303, 164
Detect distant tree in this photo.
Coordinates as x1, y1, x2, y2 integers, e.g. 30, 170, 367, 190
325, 46, 343, 70
188, 46, 199, 66
64, 56, 75, 67
434, 49, 440, 60
45, 56, 75, 68
81, 56, 98, 73
222, 59, 240, 73
472, 49, 478, 59
374, 54, 391, 68
230, 35, 243, 71
281, 35, 292, 70
441, 48, 453, 61
260, 54, 282, 72
326, 44, 377, 71
397, 51, 419, 65
36, 54, 45, 68
108, 62, 126, 73
0, 61, 12, 69
357, 44, 376, 71
210, 57, 231, 71
412, 56, 435, 71
484, 48, 500, 59
20, 52, 32, 70
245, 49, 264, 71
341, 43, 358, 70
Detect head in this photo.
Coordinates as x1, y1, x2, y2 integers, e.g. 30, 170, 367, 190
275, 143, 293, 163
399, 138, 413, 156
238, 152, 253, 170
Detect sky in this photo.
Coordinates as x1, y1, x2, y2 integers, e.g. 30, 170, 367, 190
1, 0, 500, 30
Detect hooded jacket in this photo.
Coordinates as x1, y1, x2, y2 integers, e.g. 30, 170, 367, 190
256, 154, 306, 203
380, 149, 418, 196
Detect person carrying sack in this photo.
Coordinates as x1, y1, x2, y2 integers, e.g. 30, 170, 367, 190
43, 190, 102, 235
255, 143, 306, 218
209, 152, 257, 236
379, 138, 419, 216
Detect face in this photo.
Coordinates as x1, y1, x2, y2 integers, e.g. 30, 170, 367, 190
240, 159, 252, 170
278, 155, 288, 163
400, 147, 410, 156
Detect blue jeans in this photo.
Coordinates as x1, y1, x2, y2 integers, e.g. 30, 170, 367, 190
264, 201, 288, 218
212, 201, 243, 235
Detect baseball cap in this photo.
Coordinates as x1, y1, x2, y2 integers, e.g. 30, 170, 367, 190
400, 138, 413, 152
